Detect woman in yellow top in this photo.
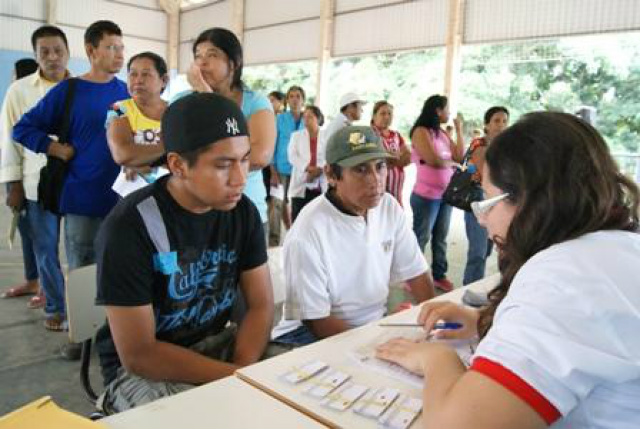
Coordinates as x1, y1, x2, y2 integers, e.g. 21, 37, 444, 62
106, 52, 168, 176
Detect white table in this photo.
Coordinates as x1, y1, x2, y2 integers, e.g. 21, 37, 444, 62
102, 275, 499, 429
102, 376, 328, 429
236, 274, 499, 429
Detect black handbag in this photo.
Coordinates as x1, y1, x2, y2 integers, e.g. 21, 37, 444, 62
442, 146, 483, 212
37, 78, 77, 215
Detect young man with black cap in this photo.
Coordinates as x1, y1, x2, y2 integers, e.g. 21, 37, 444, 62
94, 92, 274, 413
272, 126, 435, 346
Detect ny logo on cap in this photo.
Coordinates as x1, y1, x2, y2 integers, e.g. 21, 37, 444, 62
226, 117, 240, 135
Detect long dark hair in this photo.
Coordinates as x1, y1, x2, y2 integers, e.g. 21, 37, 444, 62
410, 95, 447, 138
193, 28, 244, 90
478, 112, 640, 337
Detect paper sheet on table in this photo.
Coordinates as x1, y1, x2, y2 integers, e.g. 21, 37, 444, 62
349, 328, 477, 389
0, 396, 106, 429
112, 168, 169, 197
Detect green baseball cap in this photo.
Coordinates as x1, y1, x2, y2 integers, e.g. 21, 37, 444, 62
326, 126, 393, 167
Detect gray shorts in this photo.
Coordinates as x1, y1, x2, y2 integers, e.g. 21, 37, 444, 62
98, 325, 236, 414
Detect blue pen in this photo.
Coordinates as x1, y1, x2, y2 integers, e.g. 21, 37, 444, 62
433, 322, 463, 330
379, 321, 463, 329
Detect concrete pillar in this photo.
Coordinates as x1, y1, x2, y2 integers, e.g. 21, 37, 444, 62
158, 0, 180, 73
46, 0, 57, 25
316, 0, 335, 108
443, 0, 464, 108
230, 0, 245, 43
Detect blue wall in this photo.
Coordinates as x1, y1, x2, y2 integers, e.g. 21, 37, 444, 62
0, 49, 90, 103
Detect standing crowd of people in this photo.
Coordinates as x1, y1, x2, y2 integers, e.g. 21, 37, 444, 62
0, 20, 638, 428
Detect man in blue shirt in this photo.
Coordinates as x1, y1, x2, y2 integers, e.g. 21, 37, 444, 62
13, 20, 129, 359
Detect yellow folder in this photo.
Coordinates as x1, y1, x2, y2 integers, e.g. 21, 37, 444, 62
0, 396, 106, 429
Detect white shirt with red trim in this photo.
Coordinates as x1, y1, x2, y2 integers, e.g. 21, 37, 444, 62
471, 230, 640, 429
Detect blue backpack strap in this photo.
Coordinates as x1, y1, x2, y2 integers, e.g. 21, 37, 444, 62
136, 196, 180, 275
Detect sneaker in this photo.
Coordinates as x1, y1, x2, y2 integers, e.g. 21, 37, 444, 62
60, 341, 82, 361
434, 277, 455, 293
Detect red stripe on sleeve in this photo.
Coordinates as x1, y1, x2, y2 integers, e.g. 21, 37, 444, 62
470, 357, 561, 425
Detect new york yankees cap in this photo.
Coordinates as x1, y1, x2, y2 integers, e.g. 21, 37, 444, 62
162, 92, 249, 155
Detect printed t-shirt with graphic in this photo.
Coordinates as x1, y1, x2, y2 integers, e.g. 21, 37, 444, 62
94, 175, 267, 385
106, 98, 161, 145
106, 98, 163, 186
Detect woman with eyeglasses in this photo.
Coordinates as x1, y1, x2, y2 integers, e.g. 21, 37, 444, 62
462, 106, 509, 285
376, 112, 640, 429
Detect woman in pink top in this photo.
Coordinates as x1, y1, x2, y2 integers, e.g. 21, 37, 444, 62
410, 95, 464, 292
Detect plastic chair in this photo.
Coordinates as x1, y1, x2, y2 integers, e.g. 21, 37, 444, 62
65, 264, 105, 405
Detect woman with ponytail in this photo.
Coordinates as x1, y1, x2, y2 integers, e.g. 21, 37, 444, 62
376, 111, 640, 429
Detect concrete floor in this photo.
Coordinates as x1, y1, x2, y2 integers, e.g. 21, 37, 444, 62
0, 186, 497, 418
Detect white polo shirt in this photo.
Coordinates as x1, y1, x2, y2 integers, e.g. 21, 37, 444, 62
471, 230, 640, 428
273, 192, 428, 338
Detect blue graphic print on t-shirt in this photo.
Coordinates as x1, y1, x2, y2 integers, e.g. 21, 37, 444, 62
153, 245, 238, 333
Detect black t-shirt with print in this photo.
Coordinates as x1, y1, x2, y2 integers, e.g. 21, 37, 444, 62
94, 176, 266, 385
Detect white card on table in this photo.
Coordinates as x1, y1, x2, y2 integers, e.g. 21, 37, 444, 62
321, 382, 369, 411
303, 369, 350, 397
353, 387, 400, 418
282, 360, 328, 384
378, 395, 422, 429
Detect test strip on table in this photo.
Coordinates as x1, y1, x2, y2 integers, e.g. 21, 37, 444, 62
353, 387, 400, 418
282, 360, 329, 384
303, 369, 350, 397
321, 381, 369, 411
378, 395, 422, 429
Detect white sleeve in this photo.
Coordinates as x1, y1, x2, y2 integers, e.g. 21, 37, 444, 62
317, 130, 328, 167
473, 266, 640, 417
283, 234, 331, 321
389, 198, 429, 283
0, 85, 24, 183
287, 131, 303, 168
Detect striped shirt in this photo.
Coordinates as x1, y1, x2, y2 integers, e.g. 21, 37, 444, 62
373, 125, 406, 206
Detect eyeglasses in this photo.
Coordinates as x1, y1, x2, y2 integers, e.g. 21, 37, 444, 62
471, 193, 509, 218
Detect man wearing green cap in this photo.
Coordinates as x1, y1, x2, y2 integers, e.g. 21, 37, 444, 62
271, 126, 435, 345
94, 93, 274, 412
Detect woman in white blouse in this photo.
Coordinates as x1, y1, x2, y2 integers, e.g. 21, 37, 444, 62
288, 105, 328, 222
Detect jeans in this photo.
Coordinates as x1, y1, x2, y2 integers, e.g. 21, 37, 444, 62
64, 214, 103, 270
23, 201, 65, 314
273, 324, 317, 347
410, 193, 452, 280
463, 210, 493, 285
16, 209, 38, 281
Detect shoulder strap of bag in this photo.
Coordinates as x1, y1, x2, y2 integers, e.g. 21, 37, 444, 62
57, 78, 78, 142
136, 195, 170, 254
461, 138, 487, 168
